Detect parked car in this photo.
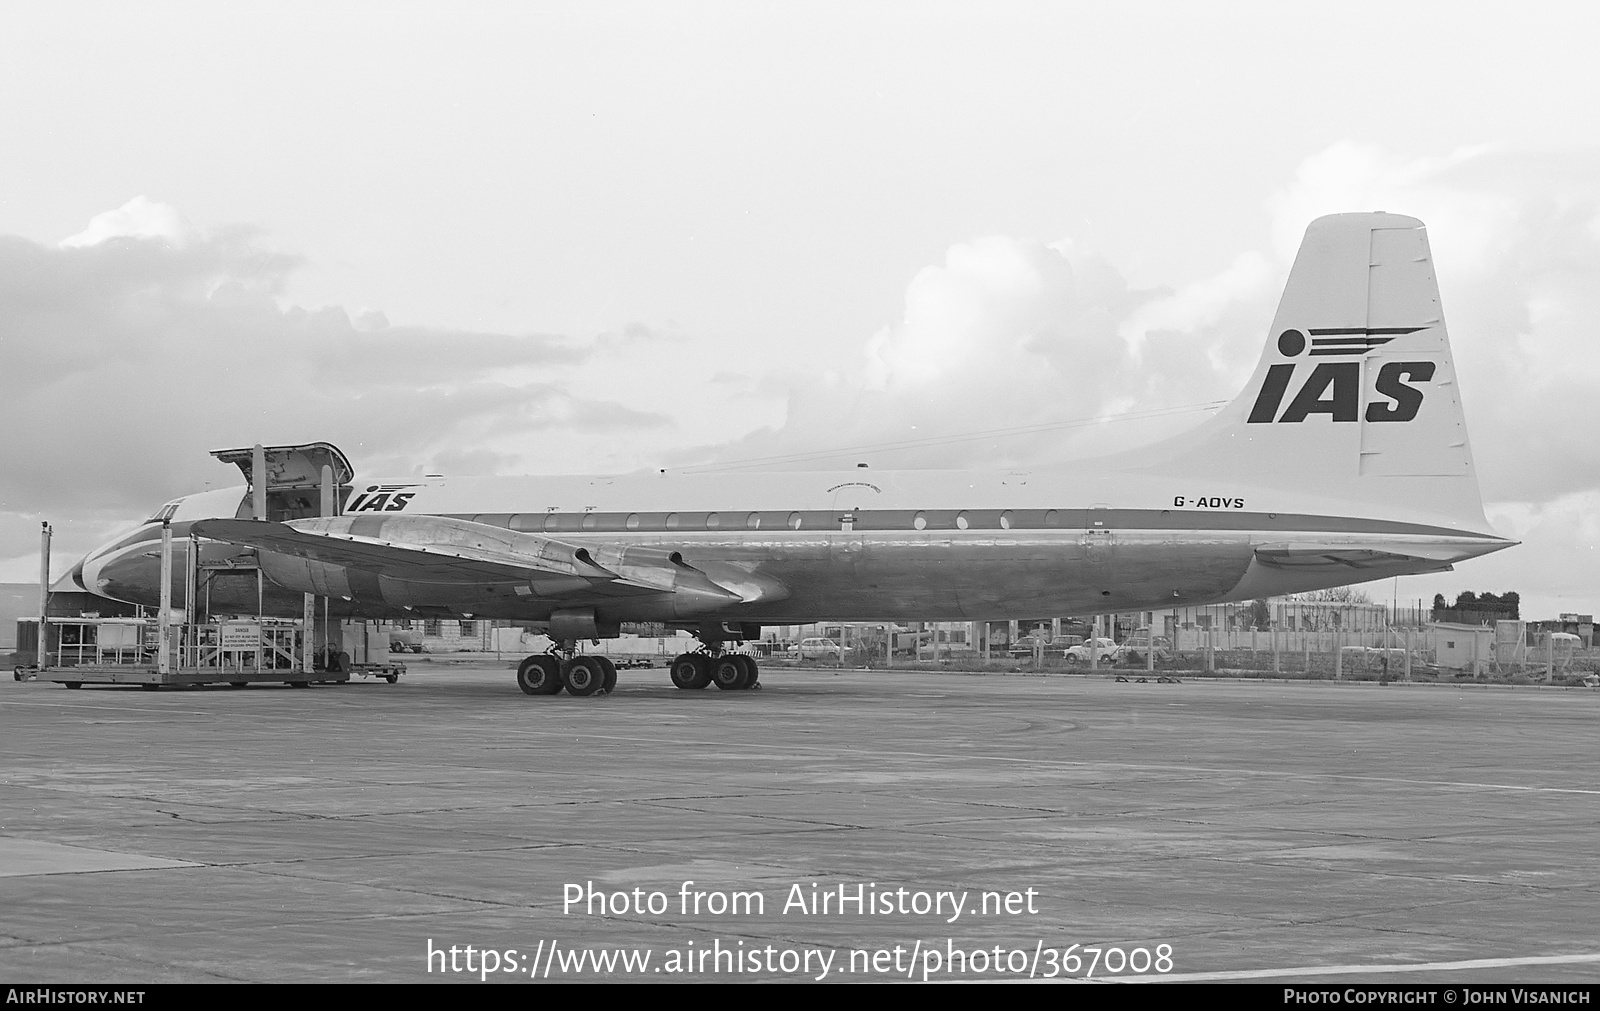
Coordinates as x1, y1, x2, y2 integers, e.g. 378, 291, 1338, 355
1064, 637, 1119, 665
1008, 632, 1082, 658
1112, 633, 1172, 664
389, 630, 425, 653
787, 637, 844, 660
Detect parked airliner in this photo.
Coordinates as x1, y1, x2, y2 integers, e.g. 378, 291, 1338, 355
64, 213, 1515, 696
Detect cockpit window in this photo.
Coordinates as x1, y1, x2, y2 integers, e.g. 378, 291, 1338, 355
146, 500, 181, 524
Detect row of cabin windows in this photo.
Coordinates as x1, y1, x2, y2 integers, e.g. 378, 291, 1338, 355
460, 509, 1070, 533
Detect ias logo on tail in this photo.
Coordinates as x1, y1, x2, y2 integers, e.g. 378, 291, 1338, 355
1247, 328, 1434, 424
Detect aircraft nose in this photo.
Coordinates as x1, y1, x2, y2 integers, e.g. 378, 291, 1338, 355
79, 527, 165, 605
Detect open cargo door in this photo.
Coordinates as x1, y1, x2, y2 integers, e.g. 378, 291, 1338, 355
211, 442, 356, 521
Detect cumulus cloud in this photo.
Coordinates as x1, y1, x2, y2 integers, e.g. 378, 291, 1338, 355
59, 195, 197, 249
694, 233, 1276, 474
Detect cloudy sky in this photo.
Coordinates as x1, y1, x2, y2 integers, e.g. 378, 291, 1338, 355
1, 2, 1596, 618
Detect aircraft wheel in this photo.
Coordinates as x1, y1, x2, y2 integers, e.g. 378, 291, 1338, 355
669, 654, 711, 690
385, 674, 399, 684
712, 655, 750, 691
594, 657, 618, 694
516, 655, 563, 696
561, 656, 607, 697
64, 681, 82, 689
733, 654, 759, 689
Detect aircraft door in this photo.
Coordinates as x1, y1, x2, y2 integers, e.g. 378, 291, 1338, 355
212, 443, 356, 521
1080, 505, 1118, 585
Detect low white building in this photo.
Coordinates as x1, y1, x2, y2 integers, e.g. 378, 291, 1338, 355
1426, 622, 1493, 673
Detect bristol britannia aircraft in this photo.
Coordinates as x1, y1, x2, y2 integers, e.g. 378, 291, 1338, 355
66, 212, 1514, 696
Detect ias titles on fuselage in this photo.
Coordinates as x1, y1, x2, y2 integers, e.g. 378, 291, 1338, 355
346, 484, 421, 513
1247, 327, 1434, 425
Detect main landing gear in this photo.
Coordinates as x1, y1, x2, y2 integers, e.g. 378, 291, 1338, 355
514, 632, 760, 697
516, 650, 618, 698
670, 650, 759, 691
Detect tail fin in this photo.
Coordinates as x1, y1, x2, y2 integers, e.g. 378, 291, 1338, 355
1138, 212, 1490, 532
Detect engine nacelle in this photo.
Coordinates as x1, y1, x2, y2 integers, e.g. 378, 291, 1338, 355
549, 608, 620, 641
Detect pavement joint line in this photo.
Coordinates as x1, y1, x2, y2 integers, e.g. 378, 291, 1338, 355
0, 943, 253, 983
218, 867, 551, 910
1119, 951, 1600, 982
542, 732, 1600, 796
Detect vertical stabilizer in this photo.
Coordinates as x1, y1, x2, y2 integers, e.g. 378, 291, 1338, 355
1137, 212, 1489, 531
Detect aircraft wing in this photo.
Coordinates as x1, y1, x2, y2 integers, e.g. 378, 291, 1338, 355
192, 515, 779, 612
190, 511, 652, 591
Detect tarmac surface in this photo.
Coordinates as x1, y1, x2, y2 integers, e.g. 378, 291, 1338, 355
2, 662, 1598, 984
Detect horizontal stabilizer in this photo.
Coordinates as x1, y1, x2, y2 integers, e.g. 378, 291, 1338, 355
1254, 542, 1462, 571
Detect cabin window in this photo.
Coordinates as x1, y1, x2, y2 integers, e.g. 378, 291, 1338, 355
788, 512, 802, 530
999, 511, 1013, 530
705, 513, 720, 529
582, 514, 598, 530
746, 513, 761, 529
665, 513, 680, 529
913, 512, 927, 530
626, 513, 641, 530
955, 512, 969, 530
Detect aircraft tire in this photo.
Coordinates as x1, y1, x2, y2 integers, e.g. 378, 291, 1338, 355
561, 656, 607, 697
712, 655, 750, 691
516, 655, 563, 696
733, 654, 759, 690
595, 657, 618, 694
64, 682, 82, 689
385, 674, 399, 684
670, 654, 711, 690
